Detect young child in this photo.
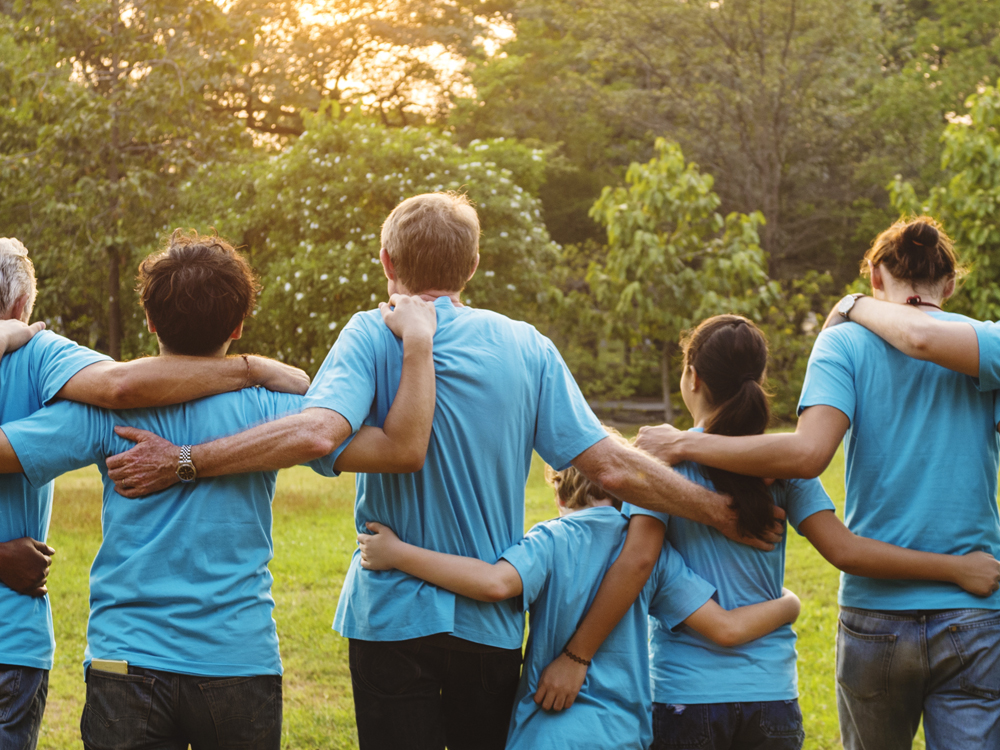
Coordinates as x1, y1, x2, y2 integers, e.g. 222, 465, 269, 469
357, 429, 801, 750
540, 316, 1000, 750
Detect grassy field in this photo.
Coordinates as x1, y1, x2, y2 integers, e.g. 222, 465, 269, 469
36, 446, 917, 750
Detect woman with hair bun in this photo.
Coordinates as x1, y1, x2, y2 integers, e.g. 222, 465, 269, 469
632, 217, 1000, 750
533, 311, 1000, 750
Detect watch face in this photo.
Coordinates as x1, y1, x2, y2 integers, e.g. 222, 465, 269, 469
177, 464, 196, 482
838, 295, 856, 316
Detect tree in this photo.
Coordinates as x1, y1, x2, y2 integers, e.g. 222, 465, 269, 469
890, 80, 1000, 320
169, 106, 559, 372
588, 139, 777, 422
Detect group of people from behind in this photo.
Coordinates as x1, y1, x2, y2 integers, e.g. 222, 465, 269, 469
0, 193, 997, 750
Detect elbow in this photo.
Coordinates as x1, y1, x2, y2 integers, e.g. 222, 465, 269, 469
796, 445, 829, 479
708, 622, 742, 649
395, 447, 427, 474
901, 322, 934, 360
98, 371, 139, 410
482, 580, 513, 603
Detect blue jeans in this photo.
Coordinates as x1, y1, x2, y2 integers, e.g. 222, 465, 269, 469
80, 666, 281, 750
0, 666, 47, 750
836, 607, 1000, 750
651, 700, 804, 749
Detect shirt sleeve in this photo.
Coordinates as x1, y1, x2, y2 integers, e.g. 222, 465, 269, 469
970, 320, 1000, 392
533, 336, 608, 471
797, 327, 857, 424
301, 314, 378, 433
3, 401, 112, 487
621, 502, 670, 530
781, 477, 837, 533
30, 331, 111, 405
500, 523, 555, 610
646, 543, 716, 631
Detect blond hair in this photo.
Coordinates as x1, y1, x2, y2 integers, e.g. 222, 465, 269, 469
545, 427, 629, 511
380, 192, 480, 293
0, 238, 37, 320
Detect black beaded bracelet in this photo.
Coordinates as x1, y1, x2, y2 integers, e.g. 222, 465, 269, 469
562, 646, 591, 666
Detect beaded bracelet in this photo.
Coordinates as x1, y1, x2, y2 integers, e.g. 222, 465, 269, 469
562, 646, 591, 666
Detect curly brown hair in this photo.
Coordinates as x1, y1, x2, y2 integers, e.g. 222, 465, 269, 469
544, 427, 630, 512
137, 229, 260, 356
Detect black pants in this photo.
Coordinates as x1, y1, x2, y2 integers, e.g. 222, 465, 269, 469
81, 666, 281, 750
349, 636, 522, 750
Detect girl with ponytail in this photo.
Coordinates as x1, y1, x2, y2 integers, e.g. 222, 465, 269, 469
536, 310, 1000, 750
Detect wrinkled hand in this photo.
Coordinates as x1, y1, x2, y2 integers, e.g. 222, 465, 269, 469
0, 537, 54, 597
534, 653, 588, 711
712, 497, 786, 552
0, 320, 45, 359
357, 521, 401, 571
380, 294, 437, 343
635, 424, 686, 465
106, 426, 181, 498
249, 356, 310, 396
954, 551, 1000, 597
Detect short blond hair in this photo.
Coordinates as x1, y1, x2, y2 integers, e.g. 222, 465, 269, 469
0, 238, 37, 320
545, 427, 629, 512
380, 192, 480, 293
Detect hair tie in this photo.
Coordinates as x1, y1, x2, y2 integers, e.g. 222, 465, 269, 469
741, 374, 758, 384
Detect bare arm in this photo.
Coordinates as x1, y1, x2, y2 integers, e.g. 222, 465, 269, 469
684, 588, 800, 648
571, 438, 783, 548
357, 522, 523, 602
58, 354, 310, 410
0, 429, 23, 474
635, 405, 850, 480
825, 297, 979, 377
800, 510, 1000, 596
0, 429, 51, 598
532, 514, 665, 711
105, 295, 437, 497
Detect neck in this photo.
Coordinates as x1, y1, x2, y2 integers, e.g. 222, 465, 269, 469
157, 338, 231, 358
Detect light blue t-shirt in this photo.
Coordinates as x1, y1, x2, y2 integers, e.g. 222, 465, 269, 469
799, 316, 1000, 610
304, 296, 608, 649
0, 331, 108, 670
625, 450, 835, 704
500, 506, 715, 750
4, 389, 337, 676
972, 319, 1000, 391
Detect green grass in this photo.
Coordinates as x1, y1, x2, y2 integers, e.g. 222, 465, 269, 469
37, 448, 905, 749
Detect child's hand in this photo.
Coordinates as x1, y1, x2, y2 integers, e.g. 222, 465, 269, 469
953, 550, 1000, 597
533, 653, 588, 712
780, 587, 801, 625
357, 522, 402, 571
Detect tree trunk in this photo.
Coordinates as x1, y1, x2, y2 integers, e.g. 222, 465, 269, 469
106, 245, 122, 360
661, 341, 675, 424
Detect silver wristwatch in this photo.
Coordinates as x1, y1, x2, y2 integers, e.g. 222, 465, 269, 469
837, 293, 866, 320
176, 445, 197, 483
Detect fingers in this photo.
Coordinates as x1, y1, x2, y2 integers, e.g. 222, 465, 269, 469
771, 506, 787, 521
746, 537, 776, 552
29, 585, 47, 598
31, 539, 55, 556
365, 521, 385, 533
28, 321, 45, 334
112, 426, 154, 444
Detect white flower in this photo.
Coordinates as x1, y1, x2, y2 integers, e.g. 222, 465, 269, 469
370, 293, 377, 301
320, 273, 328, 281
294, 271, 301, 278
500, 231, 509, 238
284, 282, 292, 292
296, 326, 303, 333
309, 312, 317, 318
485, 270, 495, 277
507, 284, 517, 291
328, 321, 338, 330
295, 292, 304, 301
362, 273, 368, 282
339, 276, 349, 284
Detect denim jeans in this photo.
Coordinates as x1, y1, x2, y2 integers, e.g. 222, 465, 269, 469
0, 666, 47, 750
836, 607, 1000, 750
651, 700, 804, 750
349, 636, 522, 750
80, 666, 281, 750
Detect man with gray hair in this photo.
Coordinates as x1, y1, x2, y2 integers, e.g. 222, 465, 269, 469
0, 237, 308, 749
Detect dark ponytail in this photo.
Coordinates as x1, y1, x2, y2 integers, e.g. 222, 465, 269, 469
681, 315, 775, 540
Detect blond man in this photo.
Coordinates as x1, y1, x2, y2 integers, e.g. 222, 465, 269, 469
105, 194, 773, 750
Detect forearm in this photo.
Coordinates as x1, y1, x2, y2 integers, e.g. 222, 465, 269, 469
391, 544, 518, 603
848, 298, 978, 376
828, 534, 965, 584
718, 596, 799, 646
680, 431, 822, 480
194, 408, 350, 477
334, 335, 435, 473
61, 356, 256, 410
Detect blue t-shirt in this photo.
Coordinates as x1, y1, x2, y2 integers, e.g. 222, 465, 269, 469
799, 316, 1000, 611
972, 319, 1000, 391
501, 506, 715, 750
625, 450, 835, 704
4, 389, 336, 676
304, 296, 608, 649
0, 331, 108, 670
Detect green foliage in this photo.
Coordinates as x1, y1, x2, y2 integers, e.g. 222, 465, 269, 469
172, 106, 558, 371
889, 80, 1000, 320
586, 139, 777, 417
